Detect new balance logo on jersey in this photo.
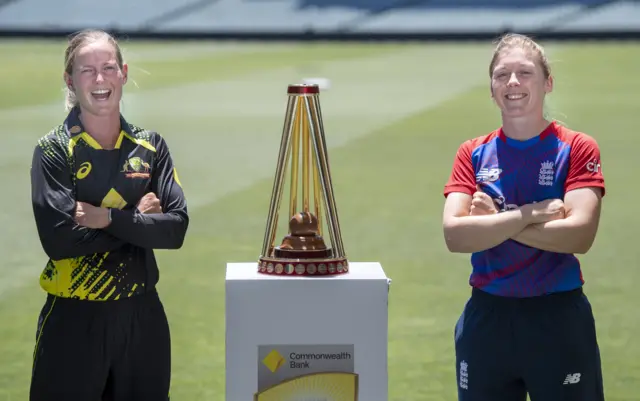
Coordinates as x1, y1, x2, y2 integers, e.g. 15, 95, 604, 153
476, 167, 502, 183
563, 373, 581, 385
538, 160, 555, 186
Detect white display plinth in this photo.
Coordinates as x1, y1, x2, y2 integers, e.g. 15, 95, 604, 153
225, 262, 391, 401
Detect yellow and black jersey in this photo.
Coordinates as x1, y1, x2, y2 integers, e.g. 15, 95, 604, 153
30, 106, 188, 301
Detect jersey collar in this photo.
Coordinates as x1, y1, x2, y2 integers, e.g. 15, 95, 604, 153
63, 105, 137, 150
498, 120, 558, 144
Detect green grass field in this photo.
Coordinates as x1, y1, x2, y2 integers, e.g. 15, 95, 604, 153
0, 38, 638, 401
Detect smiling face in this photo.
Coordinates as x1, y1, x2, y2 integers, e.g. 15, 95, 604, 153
63, 32, 127, 117
489, 37, 553, 120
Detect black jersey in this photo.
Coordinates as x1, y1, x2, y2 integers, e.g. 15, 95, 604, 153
30, 106, 189, 301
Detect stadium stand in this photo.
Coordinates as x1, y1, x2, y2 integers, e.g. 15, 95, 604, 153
0, 0, 638, 38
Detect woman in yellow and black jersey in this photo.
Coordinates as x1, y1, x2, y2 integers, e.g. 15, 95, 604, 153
29, 29, 188, 401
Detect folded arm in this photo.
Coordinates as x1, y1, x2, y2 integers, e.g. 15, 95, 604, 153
105, 135, 189, 249
511, 187, 602, 254
441, 141, 535, 253
512, 133, 605, 254
443, 192, 533, 253
31, 140, 126, 260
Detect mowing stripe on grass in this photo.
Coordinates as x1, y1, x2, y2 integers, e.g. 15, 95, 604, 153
0, 44, 492, 297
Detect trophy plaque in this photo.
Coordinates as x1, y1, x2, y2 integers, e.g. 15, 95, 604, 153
258, 83, 348, 276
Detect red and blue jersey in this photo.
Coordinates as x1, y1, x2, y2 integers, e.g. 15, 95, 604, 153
444, 121, 605, 297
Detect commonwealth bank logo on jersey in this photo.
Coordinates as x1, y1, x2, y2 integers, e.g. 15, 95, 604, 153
256, 344, 358, 401
538, 160, 555, 186
122, 156, 151, 179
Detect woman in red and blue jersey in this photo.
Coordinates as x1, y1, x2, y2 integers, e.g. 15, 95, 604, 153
443, 33, 606, 401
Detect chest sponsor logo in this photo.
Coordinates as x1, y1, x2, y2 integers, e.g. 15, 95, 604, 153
538, 160, 555, 186
586, 159, 601, 173
122, 157, 151, 179
494, 196, 519, 212
476, 167, 502, 183
76, 161, 92, 180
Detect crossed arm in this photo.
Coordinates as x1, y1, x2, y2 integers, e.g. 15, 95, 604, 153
31, 135, 188, 261
510, 188, 602, 253
442, 187, 603, 254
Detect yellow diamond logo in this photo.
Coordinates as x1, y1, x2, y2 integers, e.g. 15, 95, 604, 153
262, 349, 285, 373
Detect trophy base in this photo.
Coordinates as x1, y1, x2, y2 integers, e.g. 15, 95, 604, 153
258, 256, 349, 276
273, 246, 331, 259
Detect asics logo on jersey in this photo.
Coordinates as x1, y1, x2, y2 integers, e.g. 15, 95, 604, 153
76, 162, 92, 180
476, 167, 502, 183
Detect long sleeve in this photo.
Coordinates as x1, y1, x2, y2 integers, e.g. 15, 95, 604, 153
105, 134, 189, 249
30, 137, 126, 260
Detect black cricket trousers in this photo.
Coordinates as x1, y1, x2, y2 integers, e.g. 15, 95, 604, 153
454, 287, 605, 401
30, 290, 171, 401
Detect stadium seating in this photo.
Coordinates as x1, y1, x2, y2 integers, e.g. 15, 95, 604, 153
0, 0, 638, 33
297, 0, 608, 10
